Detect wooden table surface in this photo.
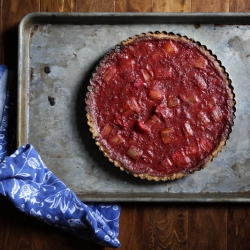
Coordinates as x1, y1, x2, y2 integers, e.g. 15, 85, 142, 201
1, 0, 250, 249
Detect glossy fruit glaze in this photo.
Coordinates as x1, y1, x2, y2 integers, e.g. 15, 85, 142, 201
88, 35, 234, 177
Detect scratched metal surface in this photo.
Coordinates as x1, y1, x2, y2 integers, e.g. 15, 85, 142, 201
18, 13, 250, 201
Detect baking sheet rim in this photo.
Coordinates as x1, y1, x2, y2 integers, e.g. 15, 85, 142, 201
18, 12, 250, 202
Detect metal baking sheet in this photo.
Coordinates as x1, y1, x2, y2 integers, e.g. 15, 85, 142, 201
18, 12, 250, 202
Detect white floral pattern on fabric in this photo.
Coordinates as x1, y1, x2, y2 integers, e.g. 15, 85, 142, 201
19, 184, 39, 203
0, 144, 121, 248
0, 66, 121, 248
27, 157, 41, 169
45, 188, 84, 214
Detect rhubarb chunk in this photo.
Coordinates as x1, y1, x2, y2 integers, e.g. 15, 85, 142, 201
151, 48, 165, 61
123, 97, 141, 115
119, 58, 135, 82
172, 150, 191, 167
127, 146, 141, 160
123, 106, 133, 116
194, 74, 207, 90
193, 56, 207, 69
148, 89, 163, 101
114, 114, 127, 129
134, 78, 144, 88
109, 134, 123, 145
161, 158, 173, 168
163, 40, 178, 54
179, 93, 199, 104
140, 68, 151, 82
186, 93, 200, 104
100, 123, 113, 138
146, 115, 161, 127
102, 67, 117, 82
197, 138, 212, 152
119, 58, 135, 69
155, 104, 173, 119
159, 158, 174, 171
167, 96, 180, 108
211, 108, 222, 122
208, 97, 217, 108
136, 121, 150, 133
185, 141, 199, 156
198, 112, 211, 124
154, 67, 173, 79
182, 122, 194, 137
160, 127, 176, 144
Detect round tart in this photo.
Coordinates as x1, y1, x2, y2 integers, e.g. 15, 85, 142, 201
86, 32, 235, 181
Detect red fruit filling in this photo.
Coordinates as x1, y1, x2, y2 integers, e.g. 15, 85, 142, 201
89, 36, 233, 177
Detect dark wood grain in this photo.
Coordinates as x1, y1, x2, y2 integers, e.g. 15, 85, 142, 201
113, 203, 150, 250
192, 0, 229, 12
0, 0, 39, 67
40, 0, 76, 12
148, 204, 188, 250
188, 204, 228, 249
1, 0, 250, 250
0, 199, 105, 250
153, 0, 191, 12
77, 0, 114, 12
31, 218, 105, 250
229, 0, 250, 11
115, 0, 152, 12
227, 204, 250, 250
0, 197, 32, 250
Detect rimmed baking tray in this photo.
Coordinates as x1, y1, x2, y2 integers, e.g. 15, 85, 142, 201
18, 12, 250, 202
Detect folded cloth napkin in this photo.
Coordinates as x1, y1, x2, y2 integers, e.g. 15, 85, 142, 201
0, 65, 121, 248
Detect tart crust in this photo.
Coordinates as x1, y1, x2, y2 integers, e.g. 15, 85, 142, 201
86, 32, 235, 181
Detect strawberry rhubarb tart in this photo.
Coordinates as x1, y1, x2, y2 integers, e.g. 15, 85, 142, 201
86, 32, 235, 181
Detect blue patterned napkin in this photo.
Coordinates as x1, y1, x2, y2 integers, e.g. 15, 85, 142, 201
0, 65, 121, 248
